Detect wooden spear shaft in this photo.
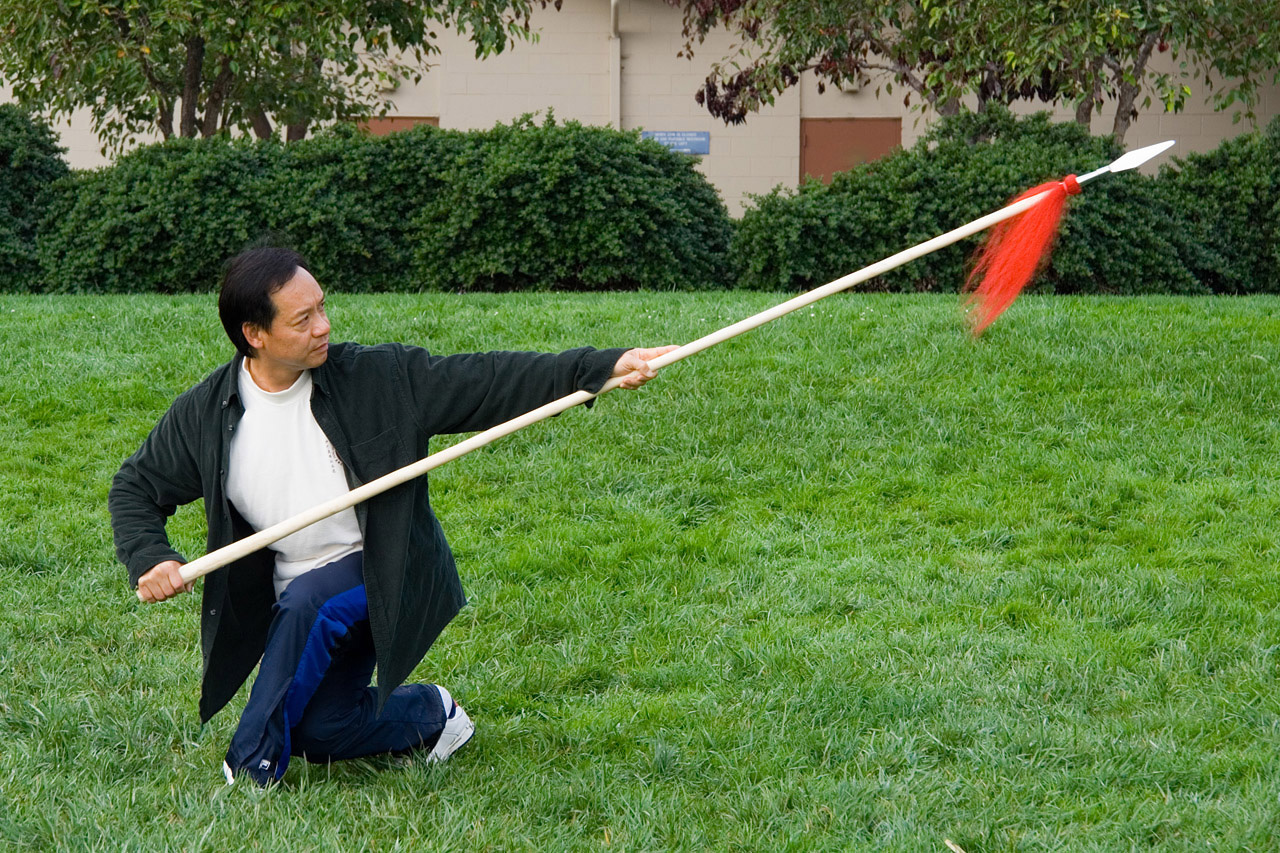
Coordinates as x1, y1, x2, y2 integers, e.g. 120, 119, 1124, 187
160, 188, 1054, 595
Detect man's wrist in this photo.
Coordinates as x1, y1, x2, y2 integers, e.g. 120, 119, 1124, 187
127, 549, 186, 587
577, 347, 630, 395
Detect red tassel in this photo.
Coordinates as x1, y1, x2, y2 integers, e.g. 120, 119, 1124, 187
964, 175, 1080, 335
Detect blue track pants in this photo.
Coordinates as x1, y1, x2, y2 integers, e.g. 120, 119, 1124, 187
223, 552, 447, 785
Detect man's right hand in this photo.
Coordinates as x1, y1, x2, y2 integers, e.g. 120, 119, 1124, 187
137, 560, 194, 603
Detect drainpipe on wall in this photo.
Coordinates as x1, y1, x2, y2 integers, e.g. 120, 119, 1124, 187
609, 0, 622, 129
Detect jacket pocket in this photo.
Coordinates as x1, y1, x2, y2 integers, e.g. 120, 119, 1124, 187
347, 428, 411, 482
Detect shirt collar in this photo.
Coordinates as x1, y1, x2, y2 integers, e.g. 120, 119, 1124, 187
219, 349, 335, 409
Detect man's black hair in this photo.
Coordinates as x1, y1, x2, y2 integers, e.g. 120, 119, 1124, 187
218, 247, 309, 358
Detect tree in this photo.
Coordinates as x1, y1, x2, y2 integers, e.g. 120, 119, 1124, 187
669, 0, 1280, 143
1012, 1, 1280, 141
0, 0, 561, 150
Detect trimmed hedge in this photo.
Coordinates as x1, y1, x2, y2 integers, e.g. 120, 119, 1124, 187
268, 124, 468, 293
0, 105, 69, 292
16, 106, 1280, 294
411, 116, 733, 291
1159, 119, 1280, 293
39, 138, 283, 293
733, 107, 1277, 295
35, 116, 732, 293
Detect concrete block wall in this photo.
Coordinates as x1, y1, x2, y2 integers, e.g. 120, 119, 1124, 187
0, 93, 157, 170
404, 1, 614, 129
615, 1, 800, 216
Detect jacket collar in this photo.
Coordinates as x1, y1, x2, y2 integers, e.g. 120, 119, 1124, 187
311, 351, 333, 398
219, 353, 244, 412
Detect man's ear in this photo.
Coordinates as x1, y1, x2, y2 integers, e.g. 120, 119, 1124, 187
242, 322, 266, 352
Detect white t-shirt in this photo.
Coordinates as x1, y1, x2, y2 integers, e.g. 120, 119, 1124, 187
226, 361, 363, 596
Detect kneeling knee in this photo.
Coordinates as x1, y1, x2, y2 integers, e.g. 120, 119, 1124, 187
291, 704, 355, 757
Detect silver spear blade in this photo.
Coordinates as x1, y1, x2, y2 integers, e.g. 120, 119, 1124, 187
1078, 139, 1176, 184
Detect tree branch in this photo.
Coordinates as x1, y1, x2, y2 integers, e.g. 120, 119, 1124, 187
858, 59, 941, 106
103, 5, 174, 110
157, 96, 174, 139
1111, 30, 1163, 142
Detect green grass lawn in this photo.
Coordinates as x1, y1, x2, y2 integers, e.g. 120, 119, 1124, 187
3, 291, 1280, 851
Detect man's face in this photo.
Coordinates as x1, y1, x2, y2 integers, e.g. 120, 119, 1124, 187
244, 267, 331, 372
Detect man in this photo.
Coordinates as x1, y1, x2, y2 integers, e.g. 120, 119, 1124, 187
109, 246, 674, 786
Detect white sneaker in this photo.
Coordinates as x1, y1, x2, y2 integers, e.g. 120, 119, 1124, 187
222, 761, 236, 786
427, 685, 475, 763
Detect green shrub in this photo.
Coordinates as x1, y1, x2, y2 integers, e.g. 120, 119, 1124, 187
1273, 120, 1280, 284
35, 117, 732, 293
267, 124, 469, 292
412, 114, 732, 291
0, 106, 68, 292
733, 107, 1202, 294
38, 137, 283, 293
1158, 116, 1280, 293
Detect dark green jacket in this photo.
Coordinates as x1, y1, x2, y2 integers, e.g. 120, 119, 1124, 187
109, 341, 625, 723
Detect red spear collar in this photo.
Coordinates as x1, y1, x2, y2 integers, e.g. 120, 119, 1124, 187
964, 174, 1082, 335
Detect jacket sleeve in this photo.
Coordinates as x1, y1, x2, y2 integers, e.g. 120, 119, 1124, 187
395, 345, 629, 436
108, 395, 205, 588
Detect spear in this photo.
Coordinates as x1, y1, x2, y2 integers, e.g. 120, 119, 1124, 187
150, 139, 1176, 597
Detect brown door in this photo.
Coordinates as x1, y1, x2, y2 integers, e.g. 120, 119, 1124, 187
358, 116, 441, 136
800, 118, 902, 183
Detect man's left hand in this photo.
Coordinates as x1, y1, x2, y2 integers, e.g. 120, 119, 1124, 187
612, 346, 678, 390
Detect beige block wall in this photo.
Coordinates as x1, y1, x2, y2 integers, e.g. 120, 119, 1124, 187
797, 53, 1280, 173
0, 85, 161, 170
417, 1, 614, 129
614, 0, 800, 216
1011, 51, 1280, 172
371, 0, 807, 214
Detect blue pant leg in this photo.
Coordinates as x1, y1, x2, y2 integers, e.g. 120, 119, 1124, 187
224, 553, 367, 785
291, 625, 447, 762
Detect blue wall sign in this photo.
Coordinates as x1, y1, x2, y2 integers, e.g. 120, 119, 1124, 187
641, 131, 711, 156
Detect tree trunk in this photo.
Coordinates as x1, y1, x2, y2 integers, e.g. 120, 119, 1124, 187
284, 54, 323, 142
250, 108, 274, 140
179, 36, 205, 138
1074, 98, 1093, 125
202, 57, 234, 137
1111, 80, 1138, 143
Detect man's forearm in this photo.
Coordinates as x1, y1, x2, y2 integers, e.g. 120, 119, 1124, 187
108, 468, 188, 587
